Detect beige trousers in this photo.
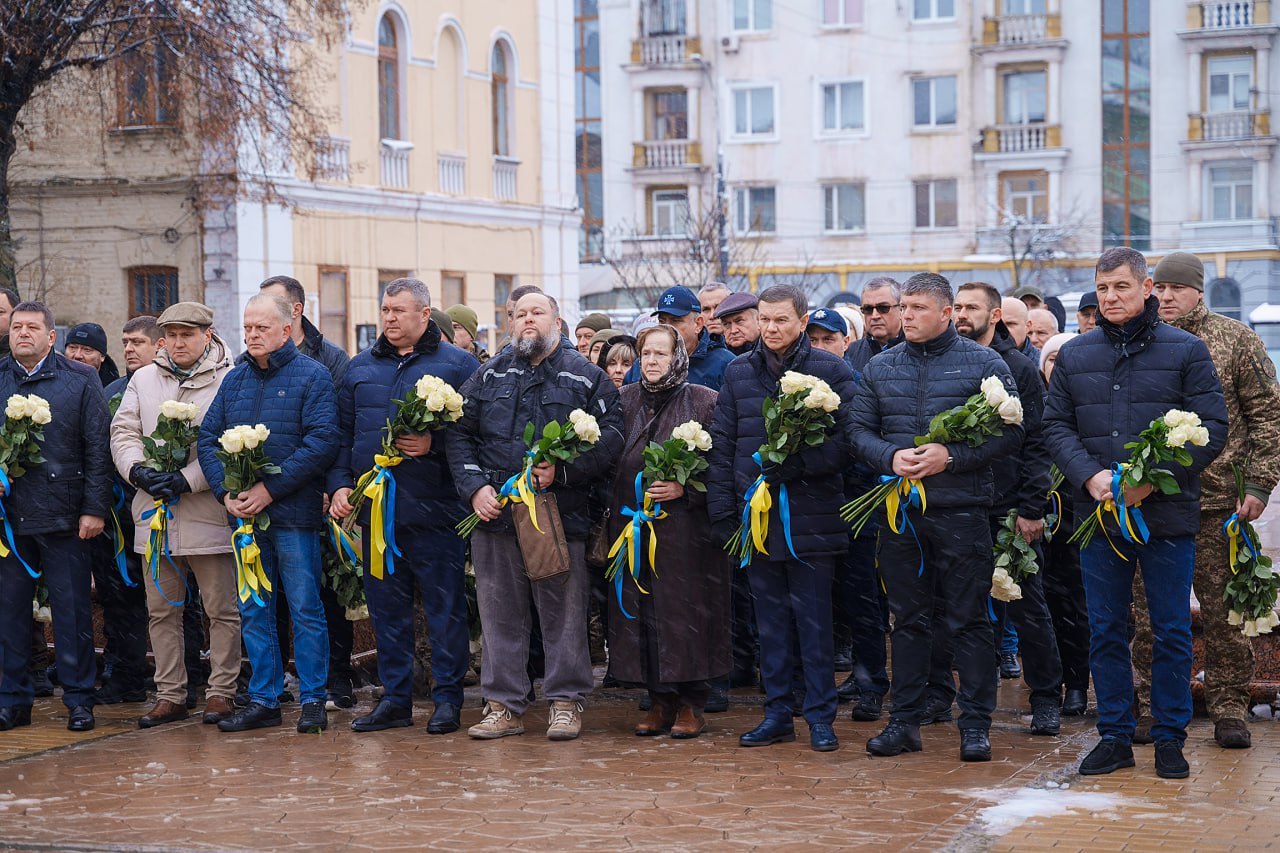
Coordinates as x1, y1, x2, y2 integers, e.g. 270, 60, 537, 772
144, 552, 242, 704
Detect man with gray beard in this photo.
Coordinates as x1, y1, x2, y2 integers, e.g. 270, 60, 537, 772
449, 292, 623, 741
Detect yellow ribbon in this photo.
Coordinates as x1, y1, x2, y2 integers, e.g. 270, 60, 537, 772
233, 518, 272, 604
884, 478, 926, 535
1093, 501, 1128, 561
1225, 515, 1244, 574
748, 480, 773, 557
362, 453, 403, 580
606, 494, 667, 593
144, 498, 166, 574
509, 459, 541, 533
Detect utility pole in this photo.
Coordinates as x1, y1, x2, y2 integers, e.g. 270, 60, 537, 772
692, 53, 728, 281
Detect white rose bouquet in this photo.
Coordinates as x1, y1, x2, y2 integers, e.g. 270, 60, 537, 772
138, 400, 202, 601
1068, 408, 1210, 552
1222, 463, 1280, 636
726, 372, 840, 567
842, 374, 1023, 537
0, 394, 50, 579
215, 424, 280, 606
989, 467, 1064, 603
456, 408, 602, 538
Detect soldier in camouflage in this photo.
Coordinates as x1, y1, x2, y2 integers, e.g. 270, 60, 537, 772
1132, 252, 1280, 749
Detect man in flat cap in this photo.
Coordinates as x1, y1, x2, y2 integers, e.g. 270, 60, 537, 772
715, 293, 761, 357
1130, 252, 1280, 750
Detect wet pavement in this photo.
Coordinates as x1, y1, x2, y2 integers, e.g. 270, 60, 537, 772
0, 678, 1278, 852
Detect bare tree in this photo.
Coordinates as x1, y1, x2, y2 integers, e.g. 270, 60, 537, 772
0, 0, 348, 290
988, 199, 1093, 293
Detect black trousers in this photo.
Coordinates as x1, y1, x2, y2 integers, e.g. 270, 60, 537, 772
880, 507, 996, 730
0, 532, 97, 708
1042, 516, 1091, 693
89, 533, 149, 690
838, 533, 889, 698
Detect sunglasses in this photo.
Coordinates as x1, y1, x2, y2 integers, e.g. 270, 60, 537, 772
860, 303, 901, 315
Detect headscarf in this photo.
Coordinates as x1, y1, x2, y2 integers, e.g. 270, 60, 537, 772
1039, 332, 1076, 373
636, 325, 689, 394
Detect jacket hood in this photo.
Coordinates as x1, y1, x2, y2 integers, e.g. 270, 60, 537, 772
300, 315, 327, 356
371, 319, 443, 359
989, 321, 1016, 354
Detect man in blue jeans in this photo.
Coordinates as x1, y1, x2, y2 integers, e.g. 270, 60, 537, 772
1044, 247, 1226, 779
198, 292, 339, 734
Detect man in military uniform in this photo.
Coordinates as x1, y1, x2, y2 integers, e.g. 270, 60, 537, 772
1132, 252, 1280, 749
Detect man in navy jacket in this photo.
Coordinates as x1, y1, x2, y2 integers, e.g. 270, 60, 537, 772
1044, 247, 1227, 779
198, 293, 339, 735
329, 279, 478, 736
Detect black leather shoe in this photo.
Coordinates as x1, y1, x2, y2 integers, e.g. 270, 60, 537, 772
297, 701, 328, 733
851, 693, 883, 722
1030, 699, 1061, 735
922, 695, 954, 724
960, 728, 991, 762
1154, 740, 1190, 779
67, 705, 95, 732
739, 716, 796, 747
217, 702, 282, 732
427, 702, 461, 735
1061, 688, 1088, 716
836, 672, 860, 703
809, 723, 839, 752
94, 681, 148, 705
352, 699, 414, 732
0, 705, 33, 731
867, 720, 922, 756
998, 652, 1022, 679
1079, 737, 1135, 775
705, 686, 729, 714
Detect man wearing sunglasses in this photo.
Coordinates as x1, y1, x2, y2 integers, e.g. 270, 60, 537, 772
845, 277, 905, 381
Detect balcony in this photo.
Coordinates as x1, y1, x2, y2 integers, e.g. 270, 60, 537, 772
438, 152, 466, 195
975, 222, 1066, 256
630, 34, 701, 66
1181, 217, 1279, 250
1180, 1, 1279, 40
981, 124, 1062, 153
492, 156, 518, 201
1198, 0, 1267, 28
314, 136, 350, 182
1190, 110, 1272, 140
379, 140, 411, 189
981, 13, 1062, 46
632, 139, 702, 170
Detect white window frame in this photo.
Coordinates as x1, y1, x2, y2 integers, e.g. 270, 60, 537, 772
911, 75, 958, 129
913, 178, 958, 230
816, 79, 868, 137
1002, 68, 1047, 125
822, 182, 866, 233
729, 83, 778, 141
731, 0, 772, 32
734, 185, 778, 234
1206, 163, 1254, 222
820, 0, 863, 28
1002, 173, 1049, 224
651, 188, 691, 236
1207, 55, 1253, 114
1003, 0, 1046, 14
912, 0, 956, 22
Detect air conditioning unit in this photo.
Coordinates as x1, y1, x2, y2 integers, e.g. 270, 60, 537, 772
720, 34, 740, 53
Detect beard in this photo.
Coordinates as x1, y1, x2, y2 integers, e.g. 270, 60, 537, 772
515, 330, 559, 360
956, 317, 989, 341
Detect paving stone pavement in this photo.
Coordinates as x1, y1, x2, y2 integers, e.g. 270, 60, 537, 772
1, 679, 1279, 852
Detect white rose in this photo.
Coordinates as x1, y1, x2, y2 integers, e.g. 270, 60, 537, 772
1244, 620, 1259, 637
1189, 426, 1210, 447
779, 372, 811, 396
573, 413, 601, 444
1163, 409, 1196, 429
31, 406, 51, 425
5, 395, 25, 420
35, 605, 51, 624
694, 429, 712, 452
445, 391, 464, 414
253, 424, 270, 442
219, 429, 244, 453
160, 400, 181, 420
1166, 424, 1194, 448
997, 396, 1023, 425
819, 390, 841, 413
1228, 610, 1243, 626
20, 396, 38, 419
423, 391, 445, 412
981, 376, 1008, 408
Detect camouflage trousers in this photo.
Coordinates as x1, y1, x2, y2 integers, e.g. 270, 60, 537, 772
1133, 508, 1254, 721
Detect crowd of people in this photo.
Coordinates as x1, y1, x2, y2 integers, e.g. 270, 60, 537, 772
0, 245, 1275, 780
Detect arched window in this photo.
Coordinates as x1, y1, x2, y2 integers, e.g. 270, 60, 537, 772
378, 16, 401, 140
491, 43, 510, 156
1208, 277, 1242, 321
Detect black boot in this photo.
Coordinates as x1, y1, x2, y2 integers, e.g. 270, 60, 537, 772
1061, 688, 1087, 716
297, 701, 328, 733
866, 721, 922, 756
1029, 698, 1061, 735
217, 702, 282, 732
960, 728, 991, 762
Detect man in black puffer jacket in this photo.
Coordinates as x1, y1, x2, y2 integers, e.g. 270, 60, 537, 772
850, 273, 1022, 763
707, 285, 856, 754
329, 279, 478, 736
449, 291, 623, 741
0, 302, 113, 734
1044, 247, 1227, 780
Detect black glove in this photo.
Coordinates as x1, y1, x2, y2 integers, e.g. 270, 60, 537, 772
151, 472, 192, 502
760, 454, 806, 483
129, 464, 167, 495
711, 516, 740, 549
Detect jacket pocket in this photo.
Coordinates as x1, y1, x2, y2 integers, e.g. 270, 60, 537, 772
44, 462, 85, 515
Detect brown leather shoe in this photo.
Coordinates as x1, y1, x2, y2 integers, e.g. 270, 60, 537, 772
634, 695, 677, 736
202, 696, 235, 725
1214, 718, 1252, 749
139, 700, 189, 729
669, 705, 706, 739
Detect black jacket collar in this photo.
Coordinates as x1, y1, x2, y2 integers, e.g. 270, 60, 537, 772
989, 321, 1016, 355
905, 323, 959, 357
371, 319, 443, 360
1099, 295, 1161, 354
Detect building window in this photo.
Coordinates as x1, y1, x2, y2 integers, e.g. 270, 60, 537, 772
494, 274, 515, 339
1001, 171, 1049, 223
1004, 0, 1046, 13
1208, 164, 1253, 221
821, 0, 863, 27
575, 0, 604, 260
912, 0, 955, 21
912, 76, 957, 127
649, 89, 688, 139
492, 44, 511, 157
118, 46, 176, 128
318, 267, 349, 352
734, 186, 777, 233
914, 179, 958, 228
1208, 56, 1252, 113
732, 86, 776, 137
646, 0, 686, 34
1002, 68, 1046, 124
823, 183, 865, 232
819, 81, 865, 134
733, 0, 772, 31
378, 16, 401, 141
1208, 277, 1242, 320
377, 269, 411, 304
1101, 0, 1150, 250
441, 273, 466, 307
651, 188, 690, 235
129, 267, 179, 317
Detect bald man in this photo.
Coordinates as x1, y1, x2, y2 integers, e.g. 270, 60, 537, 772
1027, 309, 1060, 351
1001, 297, 1039, 362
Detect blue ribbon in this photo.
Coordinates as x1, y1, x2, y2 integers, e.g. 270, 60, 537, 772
110, 480, 134, 587
330, 519, 361, 566
368, 466, 402, 577
498, 450, 540, 503
879, 474, 925, 577
0, 470, 37, 579
234, 526, 267, 607
1111, 464, 1150, 545
611, 472, 665, 620
735, 452, 806, 569
141, 496, 189, 606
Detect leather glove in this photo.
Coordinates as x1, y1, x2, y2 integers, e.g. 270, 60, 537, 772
151, 472, 192, 502
760, 454, 806, 484
129, 464, 167, 495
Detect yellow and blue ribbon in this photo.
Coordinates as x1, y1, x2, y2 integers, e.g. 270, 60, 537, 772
329, 518, 361, 567
0, 470, 36, 578
881, 475, 926, 577
496, 452, 542, 532
109, 480, 134, 587
233, 517, 272, 606
141, 496, 187, 606
1110, 463, 1149, 546
734, 452, 804, 569
1046, 489, 1062, 538
362, 453, 403, 580
606, 472, 668, 619
1223, 513, 1259, 574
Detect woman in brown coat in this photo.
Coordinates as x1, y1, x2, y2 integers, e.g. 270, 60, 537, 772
607, 325, 730, 738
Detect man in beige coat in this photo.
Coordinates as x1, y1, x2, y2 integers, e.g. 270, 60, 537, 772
110, 302, 242, 729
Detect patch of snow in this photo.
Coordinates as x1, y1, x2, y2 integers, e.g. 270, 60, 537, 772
969, 789, 1134, 834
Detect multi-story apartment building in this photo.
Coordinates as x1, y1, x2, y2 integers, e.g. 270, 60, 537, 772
10, 1, 579, 358
585, 0, 1280, 335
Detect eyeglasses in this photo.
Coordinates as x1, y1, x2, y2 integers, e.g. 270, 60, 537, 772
860, 303, 901, 315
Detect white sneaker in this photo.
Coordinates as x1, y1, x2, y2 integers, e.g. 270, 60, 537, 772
547, 700, 583, 741
467, 702, 524, 739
